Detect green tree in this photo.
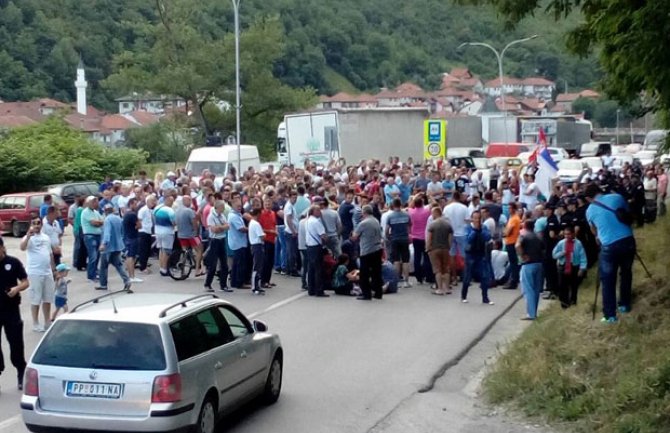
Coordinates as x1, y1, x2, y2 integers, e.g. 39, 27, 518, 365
0, 118, 147, 194
124, 120, 193, 163
572, 97, 596, 120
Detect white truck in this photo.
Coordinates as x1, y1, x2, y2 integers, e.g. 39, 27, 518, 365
277, 108, 431, 166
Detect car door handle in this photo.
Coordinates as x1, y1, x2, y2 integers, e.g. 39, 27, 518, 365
214, 361, 223, 370
240, 351, 247, 358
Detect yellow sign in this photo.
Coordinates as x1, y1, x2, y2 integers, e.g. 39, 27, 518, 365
424, 120, 447, 159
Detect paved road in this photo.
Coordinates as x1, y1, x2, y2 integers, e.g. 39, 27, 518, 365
0, 230, 524, 433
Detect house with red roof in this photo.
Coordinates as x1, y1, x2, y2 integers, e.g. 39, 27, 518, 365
316, 92, 378, 109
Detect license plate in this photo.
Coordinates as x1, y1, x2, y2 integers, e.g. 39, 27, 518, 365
66, 381, 123, 399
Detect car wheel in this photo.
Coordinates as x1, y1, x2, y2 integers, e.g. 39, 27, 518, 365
11, 221, 21, 237
262, 353, 282, 405
194, 398, 217, 433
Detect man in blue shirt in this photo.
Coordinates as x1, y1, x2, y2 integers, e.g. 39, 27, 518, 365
584, 183, 635, 323
397, 174, 412, 206
383, 177, 400, 206
97, 204, 131, 291
227, 195, 249, 289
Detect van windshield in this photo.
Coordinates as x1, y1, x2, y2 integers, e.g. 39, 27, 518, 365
186, 162, 228, 176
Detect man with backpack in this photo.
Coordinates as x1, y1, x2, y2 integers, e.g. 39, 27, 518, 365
584, 183, 636, 324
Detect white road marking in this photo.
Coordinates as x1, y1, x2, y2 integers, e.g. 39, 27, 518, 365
248, 292, 307, 319
0, 291, 307, 431
0, 415, 20, 431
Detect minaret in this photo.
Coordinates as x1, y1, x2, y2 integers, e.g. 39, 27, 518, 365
75, 58, 87, 115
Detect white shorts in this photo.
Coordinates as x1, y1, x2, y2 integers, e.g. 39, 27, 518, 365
28, 274, 55, 306
156, 233, 175, 252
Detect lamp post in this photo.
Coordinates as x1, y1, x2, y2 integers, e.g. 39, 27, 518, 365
616, 108, 621, 146
232, 0, 241, 175
458, 35, 538, 145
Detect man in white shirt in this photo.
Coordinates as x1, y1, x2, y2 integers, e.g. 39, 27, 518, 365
521, 173, 541, 210
137, 195, 156, 274
248, 208, 266, 295
19, 217, 54, 332
305, 205, 329, 297
283, 190, 300, 276
443, 191, 469, 258
41, 206, 62, 265
491, 243, 510, 286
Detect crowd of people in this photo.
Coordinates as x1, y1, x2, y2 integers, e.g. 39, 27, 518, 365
0, 152, 667, 392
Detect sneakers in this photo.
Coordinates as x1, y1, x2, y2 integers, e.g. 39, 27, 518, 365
32, 324, 45, 333
403, 281, 412, 288
618, 306, 631, 314
252, 289, 266, 296
204, 286, 214, 293
483, 300, 495, 305
94, 286, 108, 291
219, 287, 234, 293
601, 316, 619, 324
461, 299, 469, 303
129, 277, 143, 283
123, 282, 132, 291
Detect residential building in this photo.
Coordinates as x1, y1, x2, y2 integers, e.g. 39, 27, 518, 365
116, 93, 187, 115
317, 92, 378, 109
554, 89, 601, 113
484, 77, 556, 99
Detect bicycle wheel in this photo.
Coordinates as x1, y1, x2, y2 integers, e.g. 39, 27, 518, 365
168, 250, 194, 281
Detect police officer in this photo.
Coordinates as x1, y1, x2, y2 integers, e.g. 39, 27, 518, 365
0, 236, 30, 391
542, 204, 561, 299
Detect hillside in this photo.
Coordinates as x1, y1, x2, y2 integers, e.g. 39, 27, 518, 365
484, 216, 670, 433
0, 0, 599, 109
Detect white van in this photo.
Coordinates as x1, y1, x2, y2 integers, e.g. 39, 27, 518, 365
185, 145, 261, 178
579, 141, 612, 157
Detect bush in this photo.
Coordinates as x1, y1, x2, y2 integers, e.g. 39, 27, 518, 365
0, 118, 147, 194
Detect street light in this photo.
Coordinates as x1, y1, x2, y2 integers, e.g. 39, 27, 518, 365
232, 0, 242, 176
458, 35, 538, 144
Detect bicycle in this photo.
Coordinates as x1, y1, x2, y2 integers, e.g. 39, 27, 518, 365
168, 239, 196, 281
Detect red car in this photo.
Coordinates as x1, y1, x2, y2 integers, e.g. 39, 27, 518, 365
0, 192, 68, 237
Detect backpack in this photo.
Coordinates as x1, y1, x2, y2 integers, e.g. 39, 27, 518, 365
592, 200, 633, 226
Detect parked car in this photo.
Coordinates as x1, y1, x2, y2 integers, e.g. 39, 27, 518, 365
447, 147, 486, 158
0, 192, 68, 237
485, 142, 529, 158
22, 292, 283, 433
581, 157, 604, 172
494, 157, 523, 173
579, 141, 612, 157
46, 182, 100, 206
557, 159, 588, 184
633, 150, 658, 167
612, 155, 634, 173
448, 156, 476, 170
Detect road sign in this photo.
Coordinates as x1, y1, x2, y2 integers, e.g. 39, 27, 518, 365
424, 120, 446, 159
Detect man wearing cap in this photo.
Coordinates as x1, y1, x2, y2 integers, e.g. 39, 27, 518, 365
0, 236, 29, 390
81, 196, 104, 282
352, 205, 384, 300
97, 204, 132, 291
161, 172, 177, 194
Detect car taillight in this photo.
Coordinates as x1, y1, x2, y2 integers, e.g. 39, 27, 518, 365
152, 373, 182, 403
25, 368, 39, 396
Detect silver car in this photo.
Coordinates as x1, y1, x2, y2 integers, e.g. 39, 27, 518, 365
21, 292, 283, 433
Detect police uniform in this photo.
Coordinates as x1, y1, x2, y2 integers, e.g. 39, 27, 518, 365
0, 249, 28, 389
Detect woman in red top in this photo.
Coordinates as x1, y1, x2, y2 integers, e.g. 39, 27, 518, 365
259, 197, 277, 288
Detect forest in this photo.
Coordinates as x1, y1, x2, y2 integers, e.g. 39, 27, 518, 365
0, 0, 599, 109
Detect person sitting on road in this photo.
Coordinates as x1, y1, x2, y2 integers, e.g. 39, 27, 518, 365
331, 254, 362, 296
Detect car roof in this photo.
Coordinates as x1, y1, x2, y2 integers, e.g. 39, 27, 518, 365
47, 181, 99, 188
63, 292, 232, 324
1, 192, 54, 197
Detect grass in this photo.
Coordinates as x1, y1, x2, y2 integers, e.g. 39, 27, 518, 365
484, 216, 670, 433
322, 66, 360, 95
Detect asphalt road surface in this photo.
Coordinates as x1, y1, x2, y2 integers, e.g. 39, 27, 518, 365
0, 230, 530, 433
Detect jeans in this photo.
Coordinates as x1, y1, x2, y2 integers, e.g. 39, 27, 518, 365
360, 249, 383, 299
137, 232, 153, 271
505, 244, 520, 288
83, 234, 101, 280
300, 250, 308, 288
205, 238, 229, 289
412, 239, 433, 283
251, 244, 264, 291
285, 233, 299, 274
230, 248, 247, 288
274, 225, 286, 271
599, 236, 635, 319
461, 256, 491, 302
306, 245, 324, 295
262, 241, 275, 284
99, 251, 130, 289
0, 308, 26, 382
521, 263, 544, 319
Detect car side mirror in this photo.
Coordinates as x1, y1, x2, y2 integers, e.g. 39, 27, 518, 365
253, 320, 268, 333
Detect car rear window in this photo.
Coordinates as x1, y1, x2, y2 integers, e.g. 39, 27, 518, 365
33, 320, 166, 370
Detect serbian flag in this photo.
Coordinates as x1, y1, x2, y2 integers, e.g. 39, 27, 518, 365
535, 146, 559, 200
528, 127, 548, 165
